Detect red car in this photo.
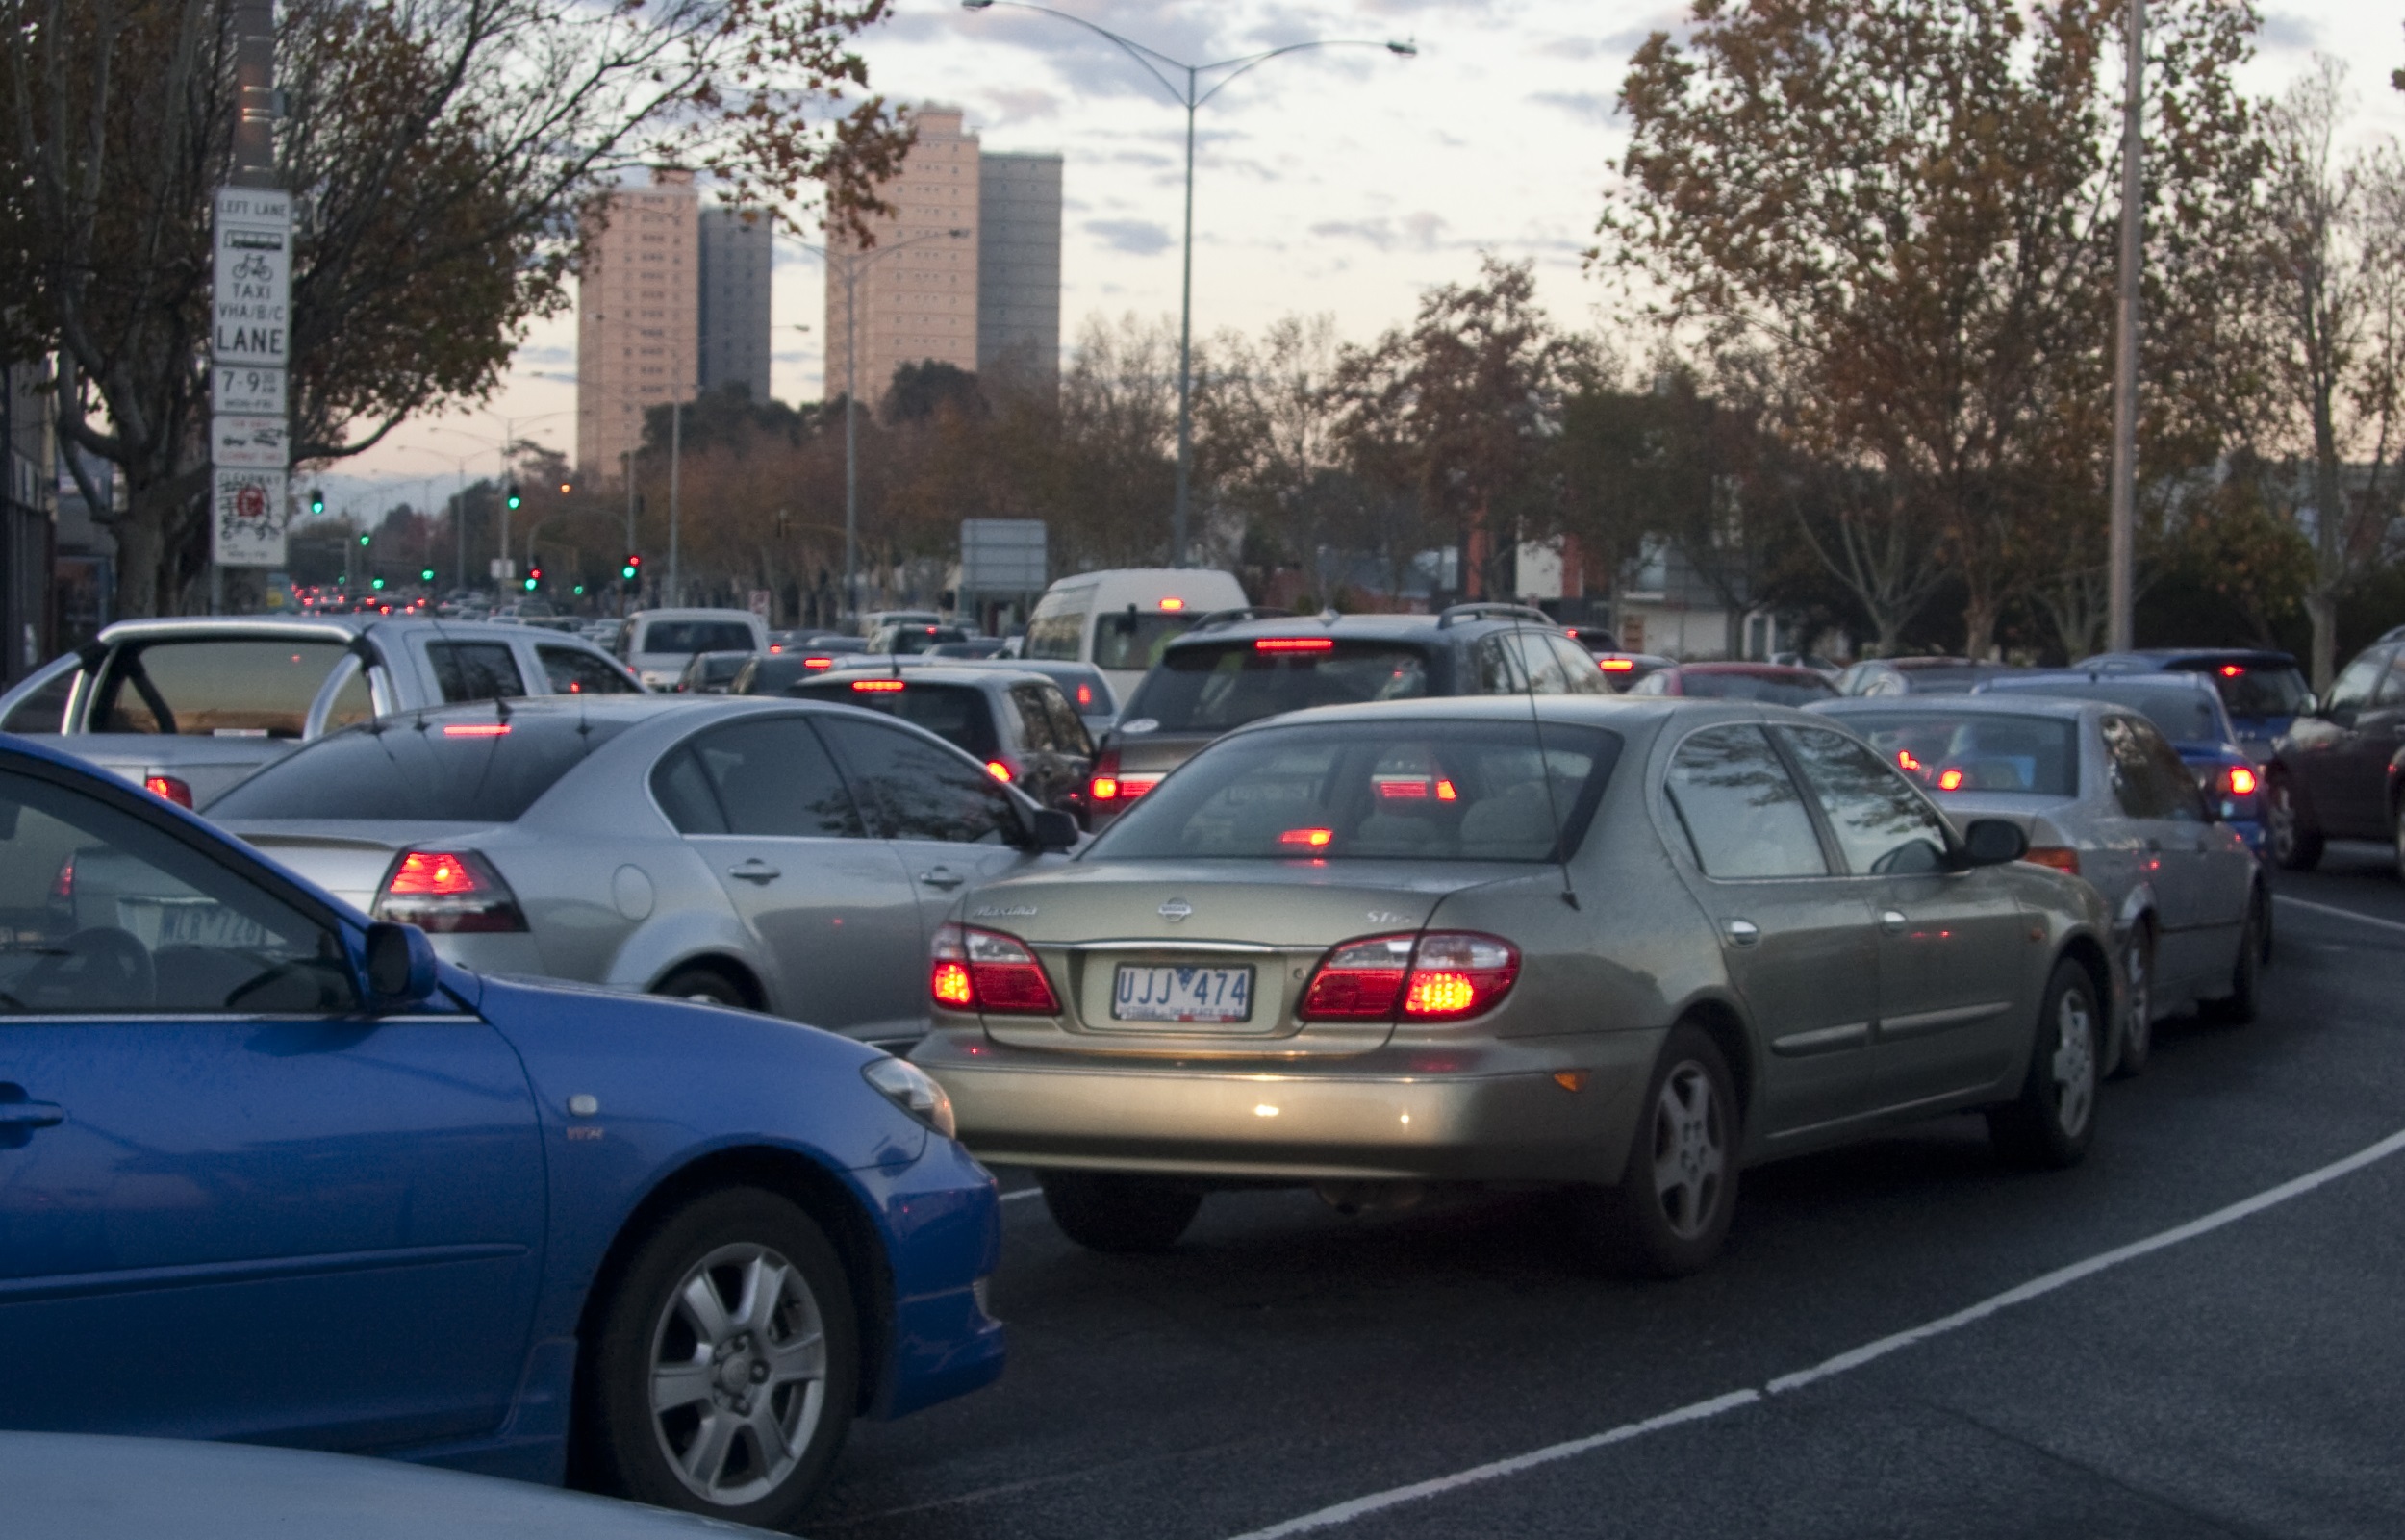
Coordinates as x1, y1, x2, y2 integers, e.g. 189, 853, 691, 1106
1628, 662, 1838, 707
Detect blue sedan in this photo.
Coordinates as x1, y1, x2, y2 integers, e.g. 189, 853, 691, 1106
0, 733, 1002, 1529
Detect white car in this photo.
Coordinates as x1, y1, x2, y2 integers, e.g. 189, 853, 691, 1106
618, 608, 767, 690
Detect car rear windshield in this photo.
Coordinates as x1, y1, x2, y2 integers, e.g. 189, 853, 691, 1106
1983, 678, 2224, 745
1093, 612, 1200, 671
794, 679, 1000, 759
206, 713, 633, 821
1087, 720, 1621, 863
2176, 661, 2309, 720
637, 620, 755, 655
1127, 641, 1430, 734
88, 637, 351, 738
1836, 712, 2081, 797
1679, 671, 1835, 706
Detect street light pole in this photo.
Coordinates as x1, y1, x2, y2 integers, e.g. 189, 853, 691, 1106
2106, 0, 2143, 653
668, 400, 683, 606
961, 0, 1414, 567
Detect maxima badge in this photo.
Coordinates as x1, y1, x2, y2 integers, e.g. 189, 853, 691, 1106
1158, 899, 1194, 922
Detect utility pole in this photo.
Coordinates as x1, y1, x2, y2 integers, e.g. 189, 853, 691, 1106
667, 401, 682, 606
2106, 0, 2143, 652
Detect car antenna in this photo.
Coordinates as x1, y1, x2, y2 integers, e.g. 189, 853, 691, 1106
1512, 614, 1580, 910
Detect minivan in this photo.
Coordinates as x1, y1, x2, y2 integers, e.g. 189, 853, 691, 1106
618, 607, 767, 689
1022, 568, 1250, 702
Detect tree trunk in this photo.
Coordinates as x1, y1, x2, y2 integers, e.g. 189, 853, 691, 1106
2304, 588, 2339, 695
1962, 591, 2000, 663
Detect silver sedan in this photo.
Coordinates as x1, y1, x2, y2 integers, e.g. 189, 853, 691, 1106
1811, 694, 2266, 1075
207, 695, 1076, 1041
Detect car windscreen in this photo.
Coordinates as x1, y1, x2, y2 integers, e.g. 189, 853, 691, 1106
793, 681, 1000, 759
1093, 612, 1198, 671
2180, 662, 2309, 720
1984, 678, 2224, 745
1834, 712, 2080, 796
88, 637, 351, 738
206, 713, 633, 820
1127, 641, 1430, 734
637, 620, 755, 655
1679, 671, 1835, 706
1086, 720, 1620, 863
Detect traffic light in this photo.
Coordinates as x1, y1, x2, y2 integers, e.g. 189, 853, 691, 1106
419, 568, 435, 583
504, 483, 522, 511
370, 578, 385, 591
558, 481, 572, 495
309, 489, 325, 515
357, 532, 369, 547
621, 552, 642, 581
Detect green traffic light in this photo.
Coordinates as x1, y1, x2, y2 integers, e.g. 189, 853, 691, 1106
573, 585, 585, 596
523, 576, 537, 592
370, 578, 385, 591
358, 533, 369, 546
420, 568, 435, 582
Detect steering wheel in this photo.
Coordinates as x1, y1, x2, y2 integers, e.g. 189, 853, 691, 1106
21, 927, 157, 1011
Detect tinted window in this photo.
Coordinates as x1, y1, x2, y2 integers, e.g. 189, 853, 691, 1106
208, 714, 630, 821
1986, 676, 2224, 745
1041, 688, 1093, 755
323, 662, 375, 730
1679, 670, 1837, 706
1010, 684, 1057, 752
539, 645, 638, 694
1781, 726, 1952, 875
428, 642, 525, 704
638, 620, 757, 654
1087, 720, 1618, 864
2132, 718, 2206, 823
818, 716, 1019, 845
1024, 600, 1088, 662
1129, 642, 1430, 734
2101, 716, 2175, 820
1663, 725, 1828, 878
657, 718, 863, 838
1547, 635, 1612, 695
794, 680, 1000, 759
1473, 637, 1523, 694
1093, 611, 1198, 671
2184, 661, 2308, 719
2378, 652, 2405, 708
88, 638, 350, 737
1838, 711, 2080, 796
1510, 632, 1573, 694
737, 656, 822, 694
0, 766, 357, 1014
2324, 651, 2385, 718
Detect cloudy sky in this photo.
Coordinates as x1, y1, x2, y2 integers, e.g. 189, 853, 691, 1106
324, 0, 2404, 516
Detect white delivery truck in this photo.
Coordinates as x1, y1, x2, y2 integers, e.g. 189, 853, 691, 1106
1021, 568, 1251, 704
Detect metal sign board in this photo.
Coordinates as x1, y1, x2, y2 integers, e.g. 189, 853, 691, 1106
211, 413, 289, 469
213, 364, 286, 417
959, 518, 1047, 593
212, 467, 289, 568
212, 188, 292, 366
747, 590, 772, 619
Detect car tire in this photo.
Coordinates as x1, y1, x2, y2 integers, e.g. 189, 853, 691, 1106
2202, 888, 2265, 1025
657, 964, 749, 1009
2267, 776, 2323, 871
1576, 1023, 1739, 1278
1039, 1171, 1202, 1253
1988, 959, 2102, 1170
2110, 925, 2154, 1080
585, 1188, 858, 1530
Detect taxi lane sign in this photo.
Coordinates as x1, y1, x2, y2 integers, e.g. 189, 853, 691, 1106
213, 467, 290, 568
213, 188, 291, 366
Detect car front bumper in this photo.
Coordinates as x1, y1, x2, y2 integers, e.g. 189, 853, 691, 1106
911, 1027, 1666, 1186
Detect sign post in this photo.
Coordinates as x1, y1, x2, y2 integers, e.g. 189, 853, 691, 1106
210, 187, 293, 594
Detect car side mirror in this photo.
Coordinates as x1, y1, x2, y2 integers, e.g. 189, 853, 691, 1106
365, 921, 439, 1009
1960, 818, 2028, 867
1027, 807, 1080, 852
2297, 692, 2319, 718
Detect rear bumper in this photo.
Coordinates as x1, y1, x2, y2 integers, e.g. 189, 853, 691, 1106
911, 1028, 1665, 1186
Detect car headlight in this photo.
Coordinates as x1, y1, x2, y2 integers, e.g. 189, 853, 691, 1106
862, 1056, 957, 1139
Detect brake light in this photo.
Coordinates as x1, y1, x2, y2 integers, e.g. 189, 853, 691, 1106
803, 656, 835, 670
1599, 658, 1634, 672
374, 848, 528, 933
929, 923, 1059, 1015
1299, 931, 1520, 1023
2226, 765, 2259, 796
1436, 779, 1458, 801
51, 854, 73, 901
1254, 637, 1335, 652
1089, 747, 1158, 804
852, 678, 906, 692
1159, 596, 1185, 611
985, 760, 1014, 782
1076, 683, 1093, 707
2023, 846, 2081, 876
443, 722, 511, 737
1279, 827, 1335, 847
1937, 768, 1965, 792
2220, 664, 2243, 677
1376, 777, 1430, 799
1897, 749, 1924, 774
143, 774, 194, 808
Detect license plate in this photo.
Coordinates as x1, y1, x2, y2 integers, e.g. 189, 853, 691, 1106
1111, 964, 1254, 1023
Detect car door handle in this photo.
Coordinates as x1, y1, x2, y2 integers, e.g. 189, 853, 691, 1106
726, 859, 780, 884
1723, 920, 1760, 947
918, 867, 965, 891
1880, 909, 1908, 934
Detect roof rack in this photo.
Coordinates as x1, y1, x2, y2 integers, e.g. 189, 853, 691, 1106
1188, 606, 1295, 634
1435, 602, 1557, 630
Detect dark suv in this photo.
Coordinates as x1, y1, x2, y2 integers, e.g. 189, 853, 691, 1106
1085, 604, 1610, 825
2264, 636, 2405, 875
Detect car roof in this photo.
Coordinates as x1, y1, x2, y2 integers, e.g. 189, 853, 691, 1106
2079, 648, 2299, 669
627, 608, 763, 623
1161, 609, 1575, 651
1985, 669, 2216, 696
1812, 694, 2110, 721
1215, 694, 1758, 743
1670, 662, 1827, 677
789, 665, 1061, 694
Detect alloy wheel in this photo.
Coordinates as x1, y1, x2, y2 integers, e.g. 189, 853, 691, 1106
1651, 1063, 1726, 1240
2049, 987, 2098, 1141
646, 1242, 829, 1507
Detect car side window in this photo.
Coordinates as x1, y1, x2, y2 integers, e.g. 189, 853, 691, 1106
428, 642, 526, 704
2375, 650, 2405, 708
1010, 684, 1058, 753
2324, 650, 2387, 720
0, 767, 360, 1015
816, 716, 1020, 846
2131, 719, 2207, 823
1041, 687, 1093, 755
1510, 632, 1572, 694
1473, 636, 1524, 694
1663, 725, 1830, 878
656, 718, 865, 839
2101, 716, 2167, 820
1780, 726, 1952, 875
1547, 634, 1610, 694
539, 645, 638, 695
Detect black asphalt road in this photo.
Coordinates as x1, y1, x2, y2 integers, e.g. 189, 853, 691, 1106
811, 846, 2405, 1540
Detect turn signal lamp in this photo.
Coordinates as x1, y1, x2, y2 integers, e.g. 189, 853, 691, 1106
143, 775, 194, 808
2022, 846, 2081, 876
1300, 931, 1520, 1023
928, 923, 1059, 1015
375, 849, 527, 933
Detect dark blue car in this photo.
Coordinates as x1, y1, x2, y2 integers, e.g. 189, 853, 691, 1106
0, 734, 1002, 1529
2074, 648, 2311, 763
1976, 671, 2266, 857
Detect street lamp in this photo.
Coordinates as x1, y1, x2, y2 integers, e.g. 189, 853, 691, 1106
794, 227, 971, 621
960, 0, 1414, 567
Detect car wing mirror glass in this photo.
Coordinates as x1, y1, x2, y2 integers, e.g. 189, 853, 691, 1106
365, 921, 439, 1009
2297, 692, 2319, 718
1028, 807, 1080, 851
1960, 818, 2028, 867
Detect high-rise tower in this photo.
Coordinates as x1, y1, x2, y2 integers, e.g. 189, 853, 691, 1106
976, 151, 1062, 390
698, 206, 773, 403
823, 107, 981, 411
576, 168, 698, 479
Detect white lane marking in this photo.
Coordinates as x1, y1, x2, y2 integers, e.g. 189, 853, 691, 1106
1226, 1123, 2405, 1540
1001, 1186, 1043, 1202
2274, 893, 2405, 937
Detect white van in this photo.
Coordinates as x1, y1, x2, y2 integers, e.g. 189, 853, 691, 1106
1022, 568, 1251, 703
620, 607, 768, 689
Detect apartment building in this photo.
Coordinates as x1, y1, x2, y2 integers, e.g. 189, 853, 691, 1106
699, 206, 774, 403
576, 168, 699, 478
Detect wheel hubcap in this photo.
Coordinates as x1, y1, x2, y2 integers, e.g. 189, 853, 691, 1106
2122, 938, 2151, 1061
2270, 787, 2295, 859
1650, 1063, 1726, 1241
647, 1242, 827, 1507
2050, 990, 2097, 1139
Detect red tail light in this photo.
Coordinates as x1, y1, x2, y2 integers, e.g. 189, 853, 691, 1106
2225, 765, 2259, 797
852, 678, 906, 693
985, 759, 1014, 782
374, 848, 528, 933
1255, 637, 1334, 652
803, 656, 835, 670
1599, 658, 1635, 672
443, 722, 511, 737
2022, 846, 2081, 876
1076, 682, 1094, 707
1300, 931, 1521, 1023
143, 774, 194, 808
929, 923, 1059, 1015
51, 854, 73, 901
1091, 747, 1157, 804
